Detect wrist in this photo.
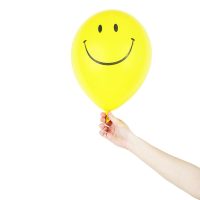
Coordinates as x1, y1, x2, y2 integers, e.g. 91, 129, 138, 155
125, 132, 139, 153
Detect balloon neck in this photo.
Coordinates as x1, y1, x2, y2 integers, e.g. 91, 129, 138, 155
105, 111, 110, 123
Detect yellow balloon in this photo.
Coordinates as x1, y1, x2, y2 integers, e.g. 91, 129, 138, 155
72, 10, 151, 112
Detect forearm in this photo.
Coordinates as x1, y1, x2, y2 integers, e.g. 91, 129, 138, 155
127, 134, 200, 199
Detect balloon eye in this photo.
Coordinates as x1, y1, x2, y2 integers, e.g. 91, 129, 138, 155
114, 24, 118, 32
98, 25, 102, 33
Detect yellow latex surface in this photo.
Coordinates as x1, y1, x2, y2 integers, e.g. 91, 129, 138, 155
72, 10, 151, 112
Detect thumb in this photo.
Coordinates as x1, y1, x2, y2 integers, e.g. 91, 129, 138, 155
108, 112, 119, 124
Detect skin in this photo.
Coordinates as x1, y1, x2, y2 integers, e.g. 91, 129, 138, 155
99, 112, 200, 199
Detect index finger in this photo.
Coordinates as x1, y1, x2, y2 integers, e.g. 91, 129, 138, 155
100, 112, 106, 117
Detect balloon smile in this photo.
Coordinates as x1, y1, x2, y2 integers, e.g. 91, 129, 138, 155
83, 38, 135, 65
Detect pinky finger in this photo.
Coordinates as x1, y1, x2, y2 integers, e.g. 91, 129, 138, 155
99, 130, 106, 136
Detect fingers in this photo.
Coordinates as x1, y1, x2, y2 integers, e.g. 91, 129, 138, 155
99, 125, 108, 136
100, 116, 105, 123
106, 120, 112, 126
99, 123, 109, 131
99, 123, 104, 129
100, 112, 106, 123
99, 112, 116, 137
100, 112, 113, 125
100, 112, 106, 117
99, 123, 114, 137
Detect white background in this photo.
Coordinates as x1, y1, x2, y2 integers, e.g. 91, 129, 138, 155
0, 0, 200, 199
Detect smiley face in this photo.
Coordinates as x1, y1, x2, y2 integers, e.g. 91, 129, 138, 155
78, 14, 137, 67
83, 23, 135, 65
72, 10, 151, 111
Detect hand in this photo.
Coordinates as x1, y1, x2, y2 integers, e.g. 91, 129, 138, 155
99, 112, 134, 149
